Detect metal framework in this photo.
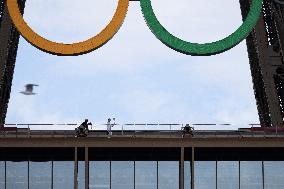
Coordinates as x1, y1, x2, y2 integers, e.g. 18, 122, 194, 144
0, 0, 284, 126
240, 0, 284, 127
0, 0, 5, 27
0, 0, 25, 124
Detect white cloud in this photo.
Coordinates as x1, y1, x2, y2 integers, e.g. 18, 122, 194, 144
6, 0, 259, 129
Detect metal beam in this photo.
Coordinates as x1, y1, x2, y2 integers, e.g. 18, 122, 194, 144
85, 147, 89, 189
239, 0, 284, 127
0, 0, 25, 124
1, 136, 284, 147
0, 0, 5, 28
191, 147, 194, 189
179, 147, 184, 189
74, 147, 78, 189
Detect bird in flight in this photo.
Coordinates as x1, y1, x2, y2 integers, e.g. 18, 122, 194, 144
20, 84, 39, 95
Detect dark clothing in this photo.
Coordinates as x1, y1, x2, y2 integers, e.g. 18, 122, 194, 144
81, 121, 89, 130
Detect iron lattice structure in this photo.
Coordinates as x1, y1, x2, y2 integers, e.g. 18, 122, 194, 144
0, 0, 5, 27
0, 0, 284, 126
0, 0, 25, 124
240, 0, 284, 127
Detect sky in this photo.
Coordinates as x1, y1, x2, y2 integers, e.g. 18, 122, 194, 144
5, 0, 259, 130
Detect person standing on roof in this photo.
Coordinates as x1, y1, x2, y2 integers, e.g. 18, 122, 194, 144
107, 118, 115, 137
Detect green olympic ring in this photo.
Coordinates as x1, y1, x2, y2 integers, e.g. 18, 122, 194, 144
140, 0, 263, 56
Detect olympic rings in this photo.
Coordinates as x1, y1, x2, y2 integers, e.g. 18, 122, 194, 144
7, 0, 263, 56
140, 0, 263, 56
7, 0, 129, 56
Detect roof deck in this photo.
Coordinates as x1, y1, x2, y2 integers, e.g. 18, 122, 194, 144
0, 127, 284, 148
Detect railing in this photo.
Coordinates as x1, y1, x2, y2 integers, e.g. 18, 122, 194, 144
1, 123, 259, 131
1, 123, 284, 138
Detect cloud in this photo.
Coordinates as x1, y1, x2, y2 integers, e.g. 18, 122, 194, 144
5, 0, 259, 129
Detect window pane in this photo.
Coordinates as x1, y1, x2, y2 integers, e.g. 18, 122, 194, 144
264, 161, 284, 189
184, 161, 191, 189
158, 161, 179, 189
0, 161, 5, 189
217, 161, 238, 189
78, 161, 85, 189
135, 161, 157, 189
111, 161, 134, 189
89, 161, 110, 189
240, 161, 263, 189
195, 161, 216, 189
53, 161, 74, 189
6, 161, 28, 189
29, 161, 52, 189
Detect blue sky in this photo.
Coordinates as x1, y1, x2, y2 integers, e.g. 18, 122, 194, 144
6, 0, 259, 129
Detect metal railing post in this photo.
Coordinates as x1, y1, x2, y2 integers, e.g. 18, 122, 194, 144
85, 147, 89, 189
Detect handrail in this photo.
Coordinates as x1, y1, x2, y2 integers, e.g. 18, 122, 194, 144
2, 123, 254, 127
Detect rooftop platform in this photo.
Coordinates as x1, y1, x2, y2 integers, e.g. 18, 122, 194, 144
1, 128, 284, 148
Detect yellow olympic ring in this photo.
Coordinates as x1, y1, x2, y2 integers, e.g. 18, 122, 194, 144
7, 0, 129, 56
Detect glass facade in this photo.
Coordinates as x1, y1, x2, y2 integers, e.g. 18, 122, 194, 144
184, 161, 191, 189
1, 159, 284, 188
263, 161, 284, 189
6, 161, 28, 189
0, 161, 5, 189
112, 161, 134, 189
195, 161, 216, 189
29, 161, 52, 189
53, 161, 74, 189
217, 161, 239, 189
89, 161, 110, 189
78, 161, 85, 189
240, 161, 263, 189
264, 161, 284, 189
158, 161, 179, 189
135, 161, 157, 189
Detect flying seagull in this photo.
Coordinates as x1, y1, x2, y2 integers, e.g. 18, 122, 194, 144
20, 84, 39, 95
